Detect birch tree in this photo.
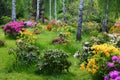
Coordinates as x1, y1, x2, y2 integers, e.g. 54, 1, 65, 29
76, 0, 84, 40
36, 0, 40, 22
54, 0, 57, 21
63, 0, 66, 23
102, 0, 109, 32
12, 0, 16, 21
49, 0, 52, 21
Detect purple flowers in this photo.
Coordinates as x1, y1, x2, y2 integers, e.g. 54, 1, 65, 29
104, 76, 109, 80
25, 21, 35, 27
107, 62, 114, 67
109, 70, 119, 79
104, 70, 120, 80
112, 56, 118, 61
111, 56, 120, 63
3, 21, 25, 36
104, 56, 120, 80
115, 77, 120, 80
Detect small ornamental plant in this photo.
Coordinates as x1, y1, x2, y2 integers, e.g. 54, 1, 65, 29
8, 41, 40, 66
0, 39, 5, 47
80, 44, 120, 80
3, 21, 25, 39
46, 24, 52, 31
35, 49, 71, 74
19, 30, 36, 44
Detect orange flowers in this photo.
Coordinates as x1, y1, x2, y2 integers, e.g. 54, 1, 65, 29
46, 24, 52, 31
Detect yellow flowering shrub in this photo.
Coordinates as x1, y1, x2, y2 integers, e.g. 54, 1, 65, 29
19, 30, 36, 44
91, 44, 119, 57
80, 44, 120, 74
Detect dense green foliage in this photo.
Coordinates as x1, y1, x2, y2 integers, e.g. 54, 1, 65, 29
36, 49, 71, 74
8, 41, 40, 66
1, 0, 120, 23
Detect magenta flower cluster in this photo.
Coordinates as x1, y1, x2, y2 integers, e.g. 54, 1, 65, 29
104, 70, 120, 80
3, 21, 25, 35
104, 56, 120, 80
107, 56, 120, 67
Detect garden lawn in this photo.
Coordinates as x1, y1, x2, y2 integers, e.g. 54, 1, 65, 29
0, 27, 92, 80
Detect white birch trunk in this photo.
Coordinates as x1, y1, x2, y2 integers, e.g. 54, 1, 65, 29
76, 0, 84, 40
12, 0, 16, 21
102, 0, 108, 32
63, 0, 66, 23
49, 0, 52, 21
54, 0, 57, 21
36, 0, 40, 22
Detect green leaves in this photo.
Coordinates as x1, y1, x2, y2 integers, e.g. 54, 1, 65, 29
36, 49, 71, 74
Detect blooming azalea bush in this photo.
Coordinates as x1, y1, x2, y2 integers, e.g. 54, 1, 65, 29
104, 56, 120, 80
3, 21, 25, 39
25, 21, 36, 27
80, 44, 120, 80
18, 30, 36, 44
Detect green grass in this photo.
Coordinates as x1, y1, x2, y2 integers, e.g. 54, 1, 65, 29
0, 27, 92, 80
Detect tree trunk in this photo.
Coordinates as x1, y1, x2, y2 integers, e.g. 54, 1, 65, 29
49, 0, 52, 21
36, 0, 40, 22
54, 0, 57, 21
12, 0, 16, 21
102, 0, 109, 33
63, 0, 66, 23
76, 0, 84, 40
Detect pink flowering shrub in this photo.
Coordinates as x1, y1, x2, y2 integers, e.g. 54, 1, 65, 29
104, 56, 120, 80
3, 21, 25, 38
25, 21, 36, 27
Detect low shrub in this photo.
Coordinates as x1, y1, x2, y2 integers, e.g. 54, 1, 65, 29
0, 16, 11, 24
82, 22, 101, 35
35, 49, 71, 74
19, 30, 36, 44
0, 39, 5, 47
74, 42, 93, 64
8, 41, 40, 66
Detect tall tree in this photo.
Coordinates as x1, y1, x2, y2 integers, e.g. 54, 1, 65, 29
54, 0, 57, 21
62, 0, 66, 23
36, 0, 40, 22
102, 0, 109, 32
12, 0, 16, 21
76, 0, 84, 40
49, 0, 52, 21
